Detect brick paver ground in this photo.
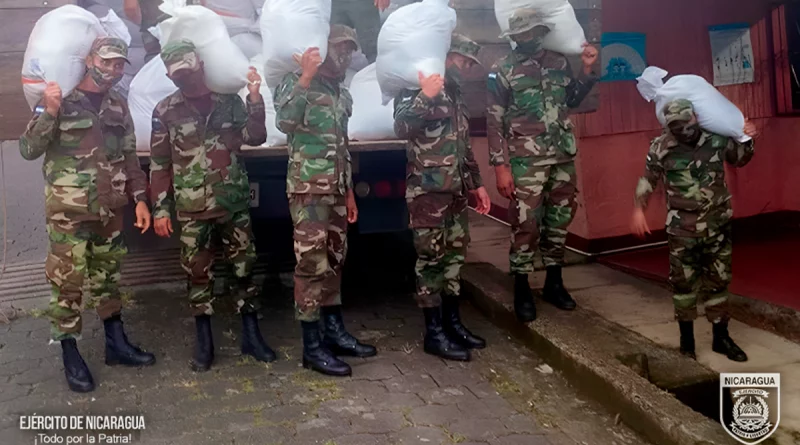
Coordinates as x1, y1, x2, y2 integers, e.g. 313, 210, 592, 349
0, 279, 646, 445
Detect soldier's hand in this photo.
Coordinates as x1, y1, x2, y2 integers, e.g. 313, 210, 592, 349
581, 43, 599, 74
43, 82, 62, 117
471, 187, 492, 215
375, 0, 391, 11
134, 201, 152, 234
246, 67, 262, 97
293, 47, 322, 87
154, 217, 173, 238
494, 165, 515, 200
743, 119, 759, 138
631, 207, 651, 239
419, 72, 444, 99
346, 189, 358, 224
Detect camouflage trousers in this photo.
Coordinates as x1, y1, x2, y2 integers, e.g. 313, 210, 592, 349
331, 0, 380, 62
289, 194, 348, 322
45, 216, 126, 341
408, 194, 469, 308
668, 226, 732, 323
178, 210, 259, 317
509, 159, 578, 274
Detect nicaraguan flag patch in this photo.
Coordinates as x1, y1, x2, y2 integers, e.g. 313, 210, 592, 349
33, 105, 45, 116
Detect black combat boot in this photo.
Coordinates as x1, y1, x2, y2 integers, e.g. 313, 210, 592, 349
104, 315, 156, 367
322, 305, 377, 358
61, 338, 95, 393
423, 307, 470, 361
712, 321, 748, 362
241, 312, 277, 363
442, 294, 486, 349
514, 274, 537, 322
541, 266, 577, 310
678, 321, 696, 359
190, 315, 215, 372
302, 321, 352, 376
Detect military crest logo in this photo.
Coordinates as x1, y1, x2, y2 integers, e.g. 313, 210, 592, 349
720, 373, 780, 444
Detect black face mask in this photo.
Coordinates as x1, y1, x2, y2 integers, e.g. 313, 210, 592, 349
173, 69, 207, 96
445, 65, 462, 86
514, 36, 544, 56
669, 121, 702, 144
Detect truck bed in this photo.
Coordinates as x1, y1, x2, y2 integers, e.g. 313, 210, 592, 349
135, 139, 407, 159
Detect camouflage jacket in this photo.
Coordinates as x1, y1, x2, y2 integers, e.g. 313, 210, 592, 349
393, 83, 483, 199
149, 92, 266, 220
19, 89, 148, 222
487, 50, 597, 167
634, 130, 755, 238
274, 73, 353, 196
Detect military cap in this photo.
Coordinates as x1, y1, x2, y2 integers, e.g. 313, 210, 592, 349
160, 39, 200, 76
663, 99, 696, 125
90, 37, 129, 63
329, 24, 359, 50
499, 8, 554, 39
449, 33, 482, 66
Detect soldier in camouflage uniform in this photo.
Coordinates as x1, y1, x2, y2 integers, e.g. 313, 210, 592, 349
274, 25, 377, 377
486, 9, 598, 322
394, 34, 492, 362
632, 99, 757, 363
20, 37, 156, 393
149, 40, 275, 372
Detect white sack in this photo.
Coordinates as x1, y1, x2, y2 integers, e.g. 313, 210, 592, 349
232, 33, 263, 59
128, 57, 179, 152
376, 0, 456, 105
636, 66, 750, 143
21, 5, 131, 109
348, 64, 396, 141
238, 56, 287, 147
205, 0, 259, 36
379, 0, 415, 23
495, 0, 587, 55
344, 50, 369, 88
156, 4, 250, 94
260, 0, 331, 89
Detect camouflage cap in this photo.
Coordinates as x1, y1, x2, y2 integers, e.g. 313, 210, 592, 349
160, 39, 200, 76
499, 8, 553, 39
329, 24, 359, 50
663, 99, 696, 125
449, 33, 482, 65
90, 37, 129, 63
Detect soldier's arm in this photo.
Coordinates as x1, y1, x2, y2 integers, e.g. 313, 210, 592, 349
463, 136, 484, 191
723, 138, 755, 168
241, 94, 267, 146
19, 104, 57, 161
634, 139, 664, 210
565, 58, 598, 109
122, 104, 149, 204
149, 108, 175, 219
392, 88, 439, 139
486, 69, 511, 167
274, 73, 308, 134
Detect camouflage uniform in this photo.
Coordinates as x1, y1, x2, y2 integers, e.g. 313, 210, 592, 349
394, 34, 484, 308
273, 27, 357, 322
331, 0, 381, 63
634, 100, 755, 323
487, 11, 597, 274
19, 39, 148, 341
149, 41, 267, 317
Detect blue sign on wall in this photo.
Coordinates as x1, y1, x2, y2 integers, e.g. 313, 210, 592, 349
601, 32, 647, 82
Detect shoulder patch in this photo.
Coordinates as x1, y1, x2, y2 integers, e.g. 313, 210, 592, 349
152, 117, 164, 132
488, 73, 497, 80
33, 105, 45, 117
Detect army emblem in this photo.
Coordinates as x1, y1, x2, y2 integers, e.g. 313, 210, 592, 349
720, 373, 780, 444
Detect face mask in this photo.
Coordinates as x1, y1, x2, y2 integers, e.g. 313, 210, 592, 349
514, 37, 543, 56
445, 65, 462, 86
327, 47, 353, 76
173, 69, 207, 96
669, 121, 702, 144
89, 64, 123, 89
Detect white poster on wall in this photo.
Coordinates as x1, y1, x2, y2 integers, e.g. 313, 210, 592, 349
709, 23, 755, 86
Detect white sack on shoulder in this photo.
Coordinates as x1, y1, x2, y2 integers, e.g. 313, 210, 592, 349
260, 0, 331, 89
238, 55, 287, 147
156, 4, 250, 94
495, 0, 587, 55
636, 66, 750, 143
128, 57, 179, 152
349, 64, 396, 141
21, 5, 108, 109
232, 32, 263, 59
376, 0, 456, 105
